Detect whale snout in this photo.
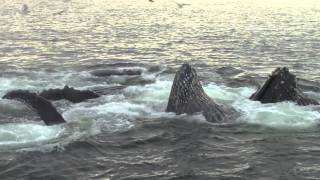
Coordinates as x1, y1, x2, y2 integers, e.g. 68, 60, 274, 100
181, 63, 192, 73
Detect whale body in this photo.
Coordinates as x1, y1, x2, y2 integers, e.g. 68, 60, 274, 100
166, 63, 229, 122
39, 86, 100, 103
91, 69, 142, 77
250, 67, 319, 106
3, 90, 66, 125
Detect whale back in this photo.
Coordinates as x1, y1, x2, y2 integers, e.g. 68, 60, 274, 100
166, 63, 228, 122
39, 85, 100, 103
3, 90, 66, 125
250, 67, 319, 106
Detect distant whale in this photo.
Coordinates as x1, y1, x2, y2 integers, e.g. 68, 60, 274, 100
166, 63, 230, 122
1, 85, 131, 125
91, 69, 142, 77
39, 86, 100, 103
3, 90, 66, 125
250, 67, 319, 106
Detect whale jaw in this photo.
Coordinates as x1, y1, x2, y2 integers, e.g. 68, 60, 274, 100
250, 67, 319, 106
166, 63, 228, 122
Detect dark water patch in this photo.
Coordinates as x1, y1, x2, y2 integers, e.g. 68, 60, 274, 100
1, 115, 320, 179
216, 67, 244, 77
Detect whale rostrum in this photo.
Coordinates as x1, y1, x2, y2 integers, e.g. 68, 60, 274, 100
166, 63, 229, 122
3, 90, 66, 125
250, 67, 319, 106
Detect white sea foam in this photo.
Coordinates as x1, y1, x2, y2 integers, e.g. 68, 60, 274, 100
1, 73, 320, 150
204, 83, 320, 128
0, 123, 63, 145
113, 79, 320, 129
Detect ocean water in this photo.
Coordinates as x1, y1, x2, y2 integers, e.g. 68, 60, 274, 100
0, 0, 320, 179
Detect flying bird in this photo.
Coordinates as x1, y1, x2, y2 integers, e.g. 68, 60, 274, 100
173, 1, 191, 8
18, 1, 47, 15
52, 9, 66, 16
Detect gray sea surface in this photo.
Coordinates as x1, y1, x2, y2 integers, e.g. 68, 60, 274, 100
0, 0, 320, 179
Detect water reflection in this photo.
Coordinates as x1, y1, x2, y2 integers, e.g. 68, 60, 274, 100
0, 0, 319, 80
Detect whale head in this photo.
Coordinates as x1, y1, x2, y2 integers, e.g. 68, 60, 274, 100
166, 63, 230, 122
168, 63, 205, 105
250, 67, 318, 105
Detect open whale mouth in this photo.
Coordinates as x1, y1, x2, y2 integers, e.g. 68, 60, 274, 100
250, 67, 319, 106
166, 63, 231, 122
250, 67, 293, 101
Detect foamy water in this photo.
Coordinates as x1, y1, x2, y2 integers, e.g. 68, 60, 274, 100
1, 72, 320, 149
0, 123, 63, 145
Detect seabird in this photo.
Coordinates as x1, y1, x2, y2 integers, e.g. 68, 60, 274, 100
173, 1, 191, 8
52, 10, 66, 15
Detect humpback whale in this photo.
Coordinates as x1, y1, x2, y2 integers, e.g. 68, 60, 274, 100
166, 63, 229, 122
39, 86, 100, 103
250, 67, 319, 106
91, 69, 142, 77
3, 90, 66, 125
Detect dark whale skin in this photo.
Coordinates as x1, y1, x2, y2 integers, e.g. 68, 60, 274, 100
166, 63, 229, 122
3, 90, 66, 125
39, 86, 99, 103
250, 67, 319, 106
